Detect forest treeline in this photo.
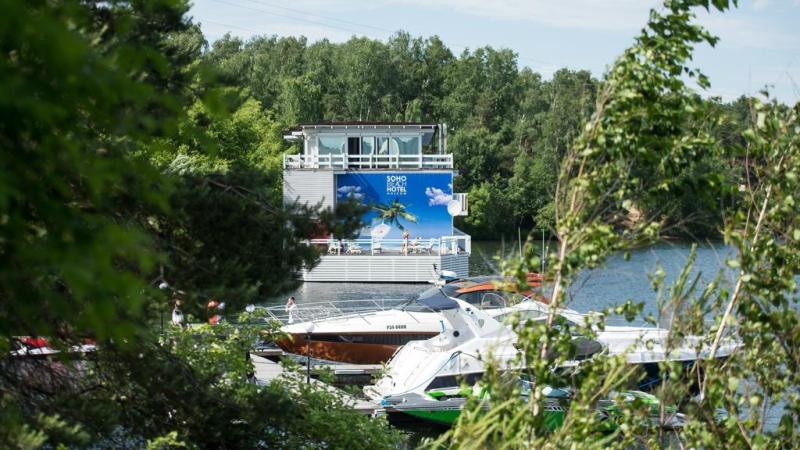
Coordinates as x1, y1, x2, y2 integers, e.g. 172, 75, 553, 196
201, 30, 753, 239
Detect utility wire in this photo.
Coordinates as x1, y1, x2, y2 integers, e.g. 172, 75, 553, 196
239, 0, 390, 34
210, 0, 385, 38
203, 0, 560, 71
241, 0, 556, 67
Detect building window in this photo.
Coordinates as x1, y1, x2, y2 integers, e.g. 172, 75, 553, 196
393, 136, 420, 155
318, 136, 345, 155
361, 137, 374, 155
376, 137, 397, 155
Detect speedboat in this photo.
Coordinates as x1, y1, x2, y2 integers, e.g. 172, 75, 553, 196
382, 382, 686, 430
277, 273, 546, 364
364, 294, 741, 402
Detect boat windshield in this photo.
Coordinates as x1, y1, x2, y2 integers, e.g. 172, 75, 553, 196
400, 287, 459, 312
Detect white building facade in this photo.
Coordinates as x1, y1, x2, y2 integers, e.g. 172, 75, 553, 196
283, 123, 470, 282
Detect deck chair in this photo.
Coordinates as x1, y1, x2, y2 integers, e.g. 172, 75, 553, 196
371, 240, 382, 255
328, 240, 341, 255
424, 238, 436, 254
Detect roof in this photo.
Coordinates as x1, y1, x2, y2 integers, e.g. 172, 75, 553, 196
283, 122, 438, 134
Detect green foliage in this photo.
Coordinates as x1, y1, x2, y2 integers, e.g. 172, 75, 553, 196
0, 0, 369, 448
681, 97, 800, 448
432, 0, 800, 446
0, 0, 192, 345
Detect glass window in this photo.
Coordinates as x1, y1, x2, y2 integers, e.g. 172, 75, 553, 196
456, 292, 483, 306
361, 137, 374, 155
479, 292, 507, 309
318, 136, 345, 155
393, 136, 420, 155
376, 137, 398, 155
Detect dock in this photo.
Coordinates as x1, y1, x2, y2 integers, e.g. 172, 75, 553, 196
253, 348, 382, 383
251, 355, 381, 414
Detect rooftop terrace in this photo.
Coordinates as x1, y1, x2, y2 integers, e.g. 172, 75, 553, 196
283, 122, 451, 170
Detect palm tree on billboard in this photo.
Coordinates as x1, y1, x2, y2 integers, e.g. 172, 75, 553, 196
372, 198, 417, 235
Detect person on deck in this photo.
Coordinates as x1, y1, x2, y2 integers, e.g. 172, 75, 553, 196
402, 229, 410, 255
285, 296, 297, 324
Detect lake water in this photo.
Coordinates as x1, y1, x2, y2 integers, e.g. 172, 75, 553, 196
267, 240, 736, 326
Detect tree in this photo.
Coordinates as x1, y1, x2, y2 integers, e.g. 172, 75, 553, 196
373, 198, 418, 231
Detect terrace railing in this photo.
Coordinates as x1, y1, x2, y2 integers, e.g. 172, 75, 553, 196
305, 235, 471, 257
254, 298, 409, 325
284, 153, 454, 170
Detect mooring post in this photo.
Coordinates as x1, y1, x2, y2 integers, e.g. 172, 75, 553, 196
306, 332, 311, 384
304, 322, 315, 384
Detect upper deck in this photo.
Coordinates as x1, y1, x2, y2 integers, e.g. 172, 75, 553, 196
283, 122, 452, 170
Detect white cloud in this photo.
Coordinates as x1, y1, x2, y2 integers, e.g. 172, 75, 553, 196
752, 0, 770, 10
337, 185, 364, 200
696, 14, 800, 49
426, 186, 452, 206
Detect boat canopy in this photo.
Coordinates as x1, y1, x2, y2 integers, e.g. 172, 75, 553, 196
402, 289, 459, 312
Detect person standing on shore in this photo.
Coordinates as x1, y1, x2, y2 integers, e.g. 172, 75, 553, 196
171, 299, 184, 327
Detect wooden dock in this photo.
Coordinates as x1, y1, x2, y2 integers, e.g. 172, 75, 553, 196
253, 348, 382, 382
251, 355, 381, 414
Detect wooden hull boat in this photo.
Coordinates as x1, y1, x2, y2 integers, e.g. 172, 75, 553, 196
277, 274, 546, 364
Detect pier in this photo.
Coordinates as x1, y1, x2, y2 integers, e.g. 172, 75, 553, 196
251, 355, 381, 415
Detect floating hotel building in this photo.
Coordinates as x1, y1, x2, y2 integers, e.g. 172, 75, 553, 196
282, 122, 470, 282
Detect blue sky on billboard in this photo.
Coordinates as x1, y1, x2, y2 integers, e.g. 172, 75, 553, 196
336, 172, 454, 239
191, 0, 800, 104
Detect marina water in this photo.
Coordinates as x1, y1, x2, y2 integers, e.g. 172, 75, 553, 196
268, 240, 736, 328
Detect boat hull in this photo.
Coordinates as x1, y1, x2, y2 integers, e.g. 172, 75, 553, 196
387, 400, 567, 430
278, 332, 438, 364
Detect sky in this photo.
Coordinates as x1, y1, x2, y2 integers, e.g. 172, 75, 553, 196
189, 0, 800, 103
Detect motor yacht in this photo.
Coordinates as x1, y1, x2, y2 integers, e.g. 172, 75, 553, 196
364, 294, 741, 403
277, 273, 545, 364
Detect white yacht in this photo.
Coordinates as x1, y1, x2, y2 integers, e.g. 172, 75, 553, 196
364, 293, 741, 402
278, 274, 546, 364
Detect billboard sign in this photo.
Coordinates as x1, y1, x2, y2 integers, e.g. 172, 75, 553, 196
335, 172, 454, 239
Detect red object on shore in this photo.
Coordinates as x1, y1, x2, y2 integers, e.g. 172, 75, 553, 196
20, 337, 49, 348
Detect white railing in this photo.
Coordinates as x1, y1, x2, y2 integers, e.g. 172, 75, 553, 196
306, 235, 471, 257
253, 298, 409, 325
284, 153, 454, 170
